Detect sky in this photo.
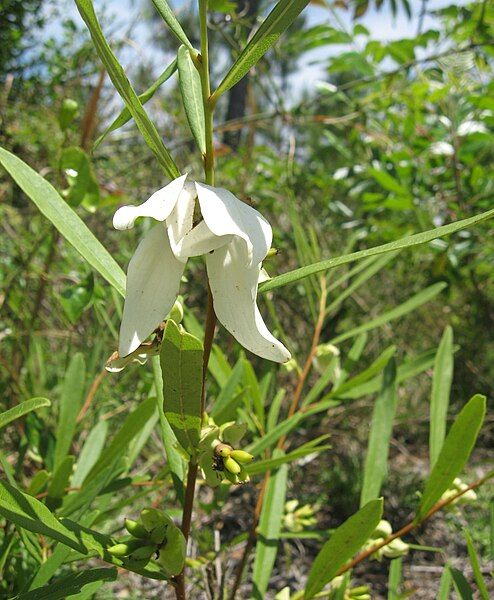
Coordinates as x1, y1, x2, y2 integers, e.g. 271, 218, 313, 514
41, 0, 471, 100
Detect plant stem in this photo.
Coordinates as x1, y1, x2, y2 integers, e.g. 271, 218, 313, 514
175, 5, 216, 598
198, 0, 215, 186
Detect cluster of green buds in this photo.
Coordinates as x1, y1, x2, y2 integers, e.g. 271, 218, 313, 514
282, 499, 318, 533
198, 418, 253, 486
440, 478, 477, 508
107, 508, 186, 577
329, 577, 371, 600
363, 520, 409, 561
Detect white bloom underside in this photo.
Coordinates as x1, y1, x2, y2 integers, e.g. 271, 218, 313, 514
113, 175, 290, 363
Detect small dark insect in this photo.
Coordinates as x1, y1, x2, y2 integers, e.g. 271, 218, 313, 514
212, 455, 225, 472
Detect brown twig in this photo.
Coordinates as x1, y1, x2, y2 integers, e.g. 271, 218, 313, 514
334, 470, 494, 579
80, 68, 106, 151
229, 278, 328, 599
77, 367, 108, 423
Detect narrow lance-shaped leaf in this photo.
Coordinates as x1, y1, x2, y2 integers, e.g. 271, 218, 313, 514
260, 208, 494, 293
14, 568, 118, 600
94, 59, 178, 149
330, 282, 447, 345
305, 498, 384, 599
252, 450, 288, 599
177, 45, 206, 154
213, 0, 310, 99
151, 0, 193, 49
429, 326, 454, 468
464, 529, 489, 600
54, 353, 86, 470
360, 358, 398, 507
417, 394, 486, 520
160, 320, 203, 457
74, 0, 180, 179
0, 148, 126, 296
0, 397, 50, 430
0, 482, 167, 580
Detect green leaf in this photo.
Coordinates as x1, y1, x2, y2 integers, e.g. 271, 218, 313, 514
437, 566, 453, 600
54, 353, 86, 470
94, 59, 178, 149
387, 557, 403, 600
59, 273, 94, 324
14, 567, 117, 600
464, 529, 489, 600
177, 45, 206, 154
246, 441, 330, 476
151, 0, 193, 49
417, 394, 486, 520
360, 359, 397, 506
152, 356, 185, 504
72, 420, 108, 487
429, 326, 454, 468
331, 345, 396, 398
0, 147, 126, 296
305, 498, 384, 599
450, 567, 474, 600
252, 450, 288, 599
0, 482, 167, 580
368, 167, 410, 196
47, 456, 75, 507
330, 283, 447, 345
210, 357, 245, 424
160, 320, 203, 456
86, 396, 157, 480
260, 208, 494, 293
0, 397, 50, 430
213, 0, 310, 99
74, 0, 180, 179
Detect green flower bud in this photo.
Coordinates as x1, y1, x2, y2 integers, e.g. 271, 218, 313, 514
224, 456, 241, 475
216, 443, 232, 458
150, 523, 169, 545
374, 520, 393, 538
107, 539, 145, 557
230, 450, 254, 464
223, 470, 240, 484
131, 545, 156, 561
125, 518, 149, 539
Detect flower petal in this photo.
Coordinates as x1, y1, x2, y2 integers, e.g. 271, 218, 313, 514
167, 182, 197, 260
195, 183, 272, 266
206, 240, 291, 363
119, 224, 185, 356
172, 220, 233, 260
113, 174, 187, 230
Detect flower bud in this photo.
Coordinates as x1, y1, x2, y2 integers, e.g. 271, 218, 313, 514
58, 98, 79, 131
107, 539, 145, 557
140, 508, 173, 532
125, 518, 149, 539
215, 443, 232, 458
374, 520, 393, 538
224, 456, 241, 475
131, 544, 156, 561
230, 449, 254, 464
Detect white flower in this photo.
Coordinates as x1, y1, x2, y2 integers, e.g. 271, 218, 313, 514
113, 175, 291, 363
430, 141, 455, 156
457, 120, 487, 136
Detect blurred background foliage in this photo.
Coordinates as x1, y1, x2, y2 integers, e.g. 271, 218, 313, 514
0, 0, 493, 597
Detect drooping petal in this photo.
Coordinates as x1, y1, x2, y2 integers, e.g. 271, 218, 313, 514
119, 224, 185, 356
113, 175, 187, 230
172, 220, 233, 260
166, 182, 197, 261
195, 183, 272, 267
206, 239, 291, 363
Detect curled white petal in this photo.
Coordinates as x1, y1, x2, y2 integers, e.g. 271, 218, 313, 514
206, 239, 290, 363
119, 224, 185, 356
167, 182, 197, 261
113, 174, 187, 230
173, 220, 233, 260
195, 183, 272, 267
